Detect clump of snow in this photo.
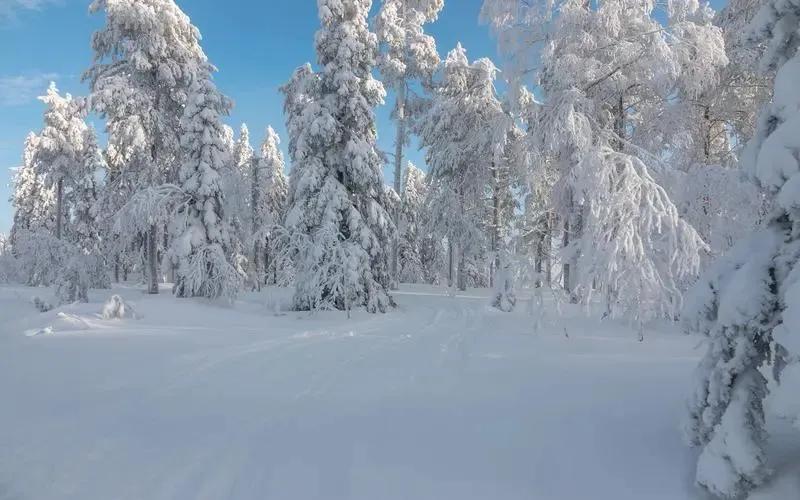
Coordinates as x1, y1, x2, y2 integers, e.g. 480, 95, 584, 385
101, 295, 138, 320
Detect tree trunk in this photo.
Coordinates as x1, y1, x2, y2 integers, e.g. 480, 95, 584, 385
147, 225, 159, 294
535, 239, 544, 288
252, 240, 262, 291
264, 238, 271, 286
457, 252, 467, 292
614, 93, 625, 152
448, 239, 455, 289
491, 163, 501, 288
562, 217, 571, 294
164, 224, 175, 284
251, 158, 261, 290
569, 207, 583, 303
391, 83, 407, 290
55, 178, 63, 240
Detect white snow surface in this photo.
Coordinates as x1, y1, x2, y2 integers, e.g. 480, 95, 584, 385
0, 284, 797, 500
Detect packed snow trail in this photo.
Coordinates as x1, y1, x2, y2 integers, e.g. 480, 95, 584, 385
0, 285, 795, 500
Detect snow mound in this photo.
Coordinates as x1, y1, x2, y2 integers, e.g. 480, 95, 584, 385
24, 312, 93, 336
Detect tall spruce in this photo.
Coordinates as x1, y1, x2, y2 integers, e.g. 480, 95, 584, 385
282, 0, 394, 313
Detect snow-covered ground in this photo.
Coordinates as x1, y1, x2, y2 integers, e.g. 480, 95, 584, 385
0, 284, 797, 500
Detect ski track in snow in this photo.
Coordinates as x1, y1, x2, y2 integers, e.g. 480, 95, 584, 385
0, 284, 797, 500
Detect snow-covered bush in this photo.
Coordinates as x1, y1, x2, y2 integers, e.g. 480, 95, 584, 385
490, 249, 517, 312
31, 296, 54, 313
102, 295, 137, 320
0, 233, 17, 283
54, 258, 90, 305
13, 229, 69, 287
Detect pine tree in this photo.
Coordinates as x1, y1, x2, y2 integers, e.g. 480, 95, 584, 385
397, 163, 427, 283
34, 83, 88, 241
254, 126, 289, 286
85, 0, 213, 295
9, 132, 54, 251
227, 123, 255, 264
416, 45, 505, 290
28, 83, 106, 303
169, 77, 241, 300
282, 0, 394, 313
376, 0, 443, 285
685, 0, 800, 495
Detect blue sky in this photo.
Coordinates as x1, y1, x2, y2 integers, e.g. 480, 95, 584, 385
0, 0, 497, 234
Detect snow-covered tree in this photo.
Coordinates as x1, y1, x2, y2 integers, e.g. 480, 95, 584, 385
9, 132, 54, 252
416, 44, 505, 290
253, 126, 289, 286
684, 0, 800, 495
281, 0, 395, 313
34, 83, 97, 242
375, 0, 443, 284
85, 0, 213, 294
484, 0, 714, 320
713, 0, 774, 163
0, 233, 12, 284
488, 120, 525, 310
227, 123, 255, 260
26, 83, 106, 300
168, 77, 241, 300
397, 162, 428, 283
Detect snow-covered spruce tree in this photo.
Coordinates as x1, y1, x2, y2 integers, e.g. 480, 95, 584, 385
34, 83, 89, 242
226, 123, 255, 267
72, 125, 110, 290
85, 0, 211, 294
416, 44, 506, 291
281, 0, 394, 313
9, 132, 54, 255
31, 83, 106, 302
0, 233, 13, 284
397, 162, 428, 283
375, 0, 443, 285
489, 119, 525, 311
169, 77, 241, 300
684, 1, 800, 496
254, 126, 289, 286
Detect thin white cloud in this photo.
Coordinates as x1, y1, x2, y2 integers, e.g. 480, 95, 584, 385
0, 0, 62, 22
0, 73, 59, 107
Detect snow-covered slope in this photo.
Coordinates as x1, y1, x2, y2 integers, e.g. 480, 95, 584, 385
0, 284, 795, 500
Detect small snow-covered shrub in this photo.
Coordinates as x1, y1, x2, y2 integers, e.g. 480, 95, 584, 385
0, 252, 18, 284
491, 252, 517, 312
31, 296, 54, 313
13, 229, 68, 287
54, 256, 90, 305
102, 295, 137, 320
